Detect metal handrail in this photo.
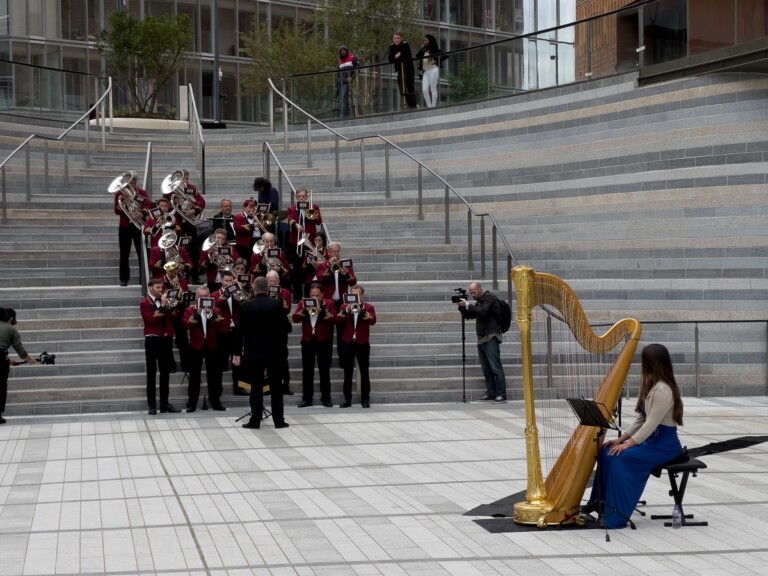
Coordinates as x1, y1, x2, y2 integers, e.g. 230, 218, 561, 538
139, 142, 153, 297
187, 84, 206, 194
262, 141, 333, 244
0, 76, 113, 224
267, 77, 515, 298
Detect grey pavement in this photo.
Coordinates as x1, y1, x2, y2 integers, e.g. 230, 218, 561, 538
0, 397, 767, 575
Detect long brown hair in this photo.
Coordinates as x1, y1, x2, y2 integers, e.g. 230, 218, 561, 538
636, 343, 684, 425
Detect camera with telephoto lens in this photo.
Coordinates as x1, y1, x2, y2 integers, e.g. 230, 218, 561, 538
38, 351, 56, 365
451, 287, 468, 304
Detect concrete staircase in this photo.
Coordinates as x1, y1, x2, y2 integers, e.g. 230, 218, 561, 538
2, 70, 768, 415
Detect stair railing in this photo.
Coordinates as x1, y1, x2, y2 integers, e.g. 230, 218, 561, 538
267, 78, 515, 299
139, 142, 154, 297
0, 76, 113, 224
187, 84, 206, 194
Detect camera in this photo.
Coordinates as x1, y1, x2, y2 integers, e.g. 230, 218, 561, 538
38, 351, 56, 365
451, 287, 468, 304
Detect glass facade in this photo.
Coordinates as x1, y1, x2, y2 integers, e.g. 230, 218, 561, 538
0, 0, 583, 122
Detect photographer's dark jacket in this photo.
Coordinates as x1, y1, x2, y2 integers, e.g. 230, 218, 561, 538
0, 320, 29, 360
462, 291, 503, 343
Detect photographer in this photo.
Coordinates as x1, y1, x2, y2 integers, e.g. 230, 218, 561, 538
1, 307, 37, 424
456, 282, 507, 403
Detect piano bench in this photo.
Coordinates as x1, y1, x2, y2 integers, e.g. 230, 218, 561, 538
650, 458, 708, 527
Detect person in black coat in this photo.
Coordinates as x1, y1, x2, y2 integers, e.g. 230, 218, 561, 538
233, 276, 292, 429
388, 31, 416, 109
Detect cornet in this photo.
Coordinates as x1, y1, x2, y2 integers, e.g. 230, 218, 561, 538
349, 302, 361, 314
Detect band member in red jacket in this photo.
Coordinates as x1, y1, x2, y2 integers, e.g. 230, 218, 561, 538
149, 240, 193, 279
183, 286, 227, 412
233, 198, 259, 261
115, 172, 152, 286
199, 228, 232, 293
316, 241, 357, 359
211, 270, 241, 396
287, 188, 323, 301
250, 232, 291, 286
336, 285, 377, 408
267, 270, 293, 396
143, 197, 183, 248
292, 283, 337, 408
140, 278, 180, 415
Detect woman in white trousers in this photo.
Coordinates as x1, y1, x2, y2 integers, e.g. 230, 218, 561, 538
416, 34, 443, 108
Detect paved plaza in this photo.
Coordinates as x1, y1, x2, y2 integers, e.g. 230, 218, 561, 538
1, 397, 767, 576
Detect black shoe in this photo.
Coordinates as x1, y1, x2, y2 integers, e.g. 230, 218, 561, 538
169, 361, 177, 374
0, 416, 6, 424
160, 404, 180, 413
119, 281, 128, 287
283, 387, 294, 396
297, 400, 313, 408
148, 408, 157, 415
480, 395, 495, 401
186, 408, 196, 413
361, 400, 370, 408
340, 401, 351, 408
211, 404, 226, 411
233, 386, 246, 396
322, 400, 333, 408
274, 422, 290, 429
493, 396, 508, 404
242, 421, 260, 429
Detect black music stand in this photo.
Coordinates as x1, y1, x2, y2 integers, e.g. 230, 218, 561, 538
566, 397, 636, 541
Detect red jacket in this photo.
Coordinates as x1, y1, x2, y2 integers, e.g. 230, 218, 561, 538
210, 288, 240, 329
143, 213, 183, 248
114, 186, 152, 229
233, 212, 259, 252
249, 249, 291, 279
140, 295, 175, 337
292, 298, 337, 342
316, 261, 357, 301
149, 245, 193, 279
337, 302, 377, 344
287, 204, 323, 245
183, 305, 225, 350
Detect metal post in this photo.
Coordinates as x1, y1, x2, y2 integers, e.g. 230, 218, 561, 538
268, 88, 274, 134
480, 218, 486, 278
101, 98, 106, 150
264, 149, 271, 181
335, 137, 340, 187
278, 169, 283, 204
1, 166, 6, 224
360, 140, 365, 191
417, 165, 423, 221
467, 210, 473, 271
85, 117, 90, 168
25, 145, 31, 201
282, 79, 288, 150
109, 79, 114, 133
43, 140, 49, 195
507, 255, 513, 303
765, 321, 768, 396
64, 139, 69, 186
384, 143, 390, 199
492, 224, 498, 290
444, 185, 450, 244
694, 323, 700, 397
307, 119, 312, 168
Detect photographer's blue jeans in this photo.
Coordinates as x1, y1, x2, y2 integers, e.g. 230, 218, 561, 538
477, 338, 506, 397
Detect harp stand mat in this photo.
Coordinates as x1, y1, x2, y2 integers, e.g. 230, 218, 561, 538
566, 397, 636, 541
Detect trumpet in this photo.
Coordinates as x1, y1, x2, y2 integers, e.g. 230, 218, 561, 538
329, 257, 341, 273
349, 302, 361, 314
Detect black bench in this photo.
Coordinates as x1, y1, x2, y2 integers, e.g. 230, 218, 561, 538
649, 457, 708, 527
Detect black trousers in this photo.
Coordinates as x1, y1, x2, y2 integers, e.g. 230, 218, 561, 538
0, 357, 9, 414
244, 356, 284, 425
145, 336, 173, 409
187, 343, 223, 409
118, 225, 142, 284
301, 338, 332, 403
340, 341, 371, 402
171, 312, 191, 372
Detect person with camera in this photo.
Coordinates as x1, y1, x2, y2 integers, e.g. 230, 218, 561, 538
140, 279, 181, 415
336, 285, 377, 408
292, 283, 337, 408
0, 308, 37, 424
457, 282, 508, 403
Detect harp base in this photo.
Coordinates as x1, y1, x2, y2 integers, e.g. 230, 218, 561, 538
513, 501, 580, 527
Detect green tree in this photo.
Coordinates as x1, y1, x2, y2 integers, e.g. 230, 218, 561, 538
446, 61, 492, 103
98, 10, 193, 115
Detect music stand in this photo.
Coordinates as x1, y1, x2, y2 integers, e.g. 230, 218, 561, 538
234, 381, 272, 423
566, 397, 636, 541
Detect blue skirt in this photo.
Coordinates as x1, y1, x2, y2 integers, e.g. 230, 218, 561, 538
592, 425, 682, 528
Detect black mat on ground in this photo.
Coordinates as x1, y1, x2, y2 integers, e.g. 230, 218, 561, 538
474, 516, 602, 533
464, 490, 526, 517
688, 435, 768, 458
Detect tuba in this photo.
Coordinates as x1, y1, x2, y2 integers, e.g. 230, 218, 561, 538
109, 171, 144, 230
510, 265, 642, 527
203, 234, 233, 273
163, 169, 203, 226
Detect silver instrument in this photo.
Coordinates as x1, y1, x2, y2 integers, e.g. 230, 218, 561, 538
163, 169, 203, 226
158, 231, 186, 277
296, 233, 326, 263
109, 171, 144, 230
203, 234, 234, 273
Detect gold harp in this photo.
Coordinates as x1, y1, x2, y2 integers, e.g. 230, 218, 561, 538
511, 265, 642, 527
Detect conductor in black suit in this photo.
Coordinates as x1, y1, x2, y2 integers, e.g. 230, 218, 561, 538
232, 276, 292, 429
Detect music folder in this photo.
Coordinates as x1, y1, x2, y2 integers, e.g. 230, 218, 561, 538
344, 293, 359, 305
296, 201, 309, 210
566, 398, 617, 431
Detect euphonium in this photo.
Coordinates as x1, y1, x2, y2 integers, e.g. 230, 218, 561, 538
109, 171, 144, 230
163, 169, 202, 226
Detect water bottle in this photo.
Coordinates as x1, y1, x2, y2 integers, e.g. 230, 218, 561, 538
671, 504, 682, 529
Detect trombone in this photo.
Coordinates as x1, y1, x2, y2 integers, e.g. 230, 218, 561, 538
305, 190, 319, 221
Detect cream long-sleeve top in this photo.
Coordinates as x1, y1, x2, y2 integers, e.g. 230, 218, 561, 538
624, 381, 677, 445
